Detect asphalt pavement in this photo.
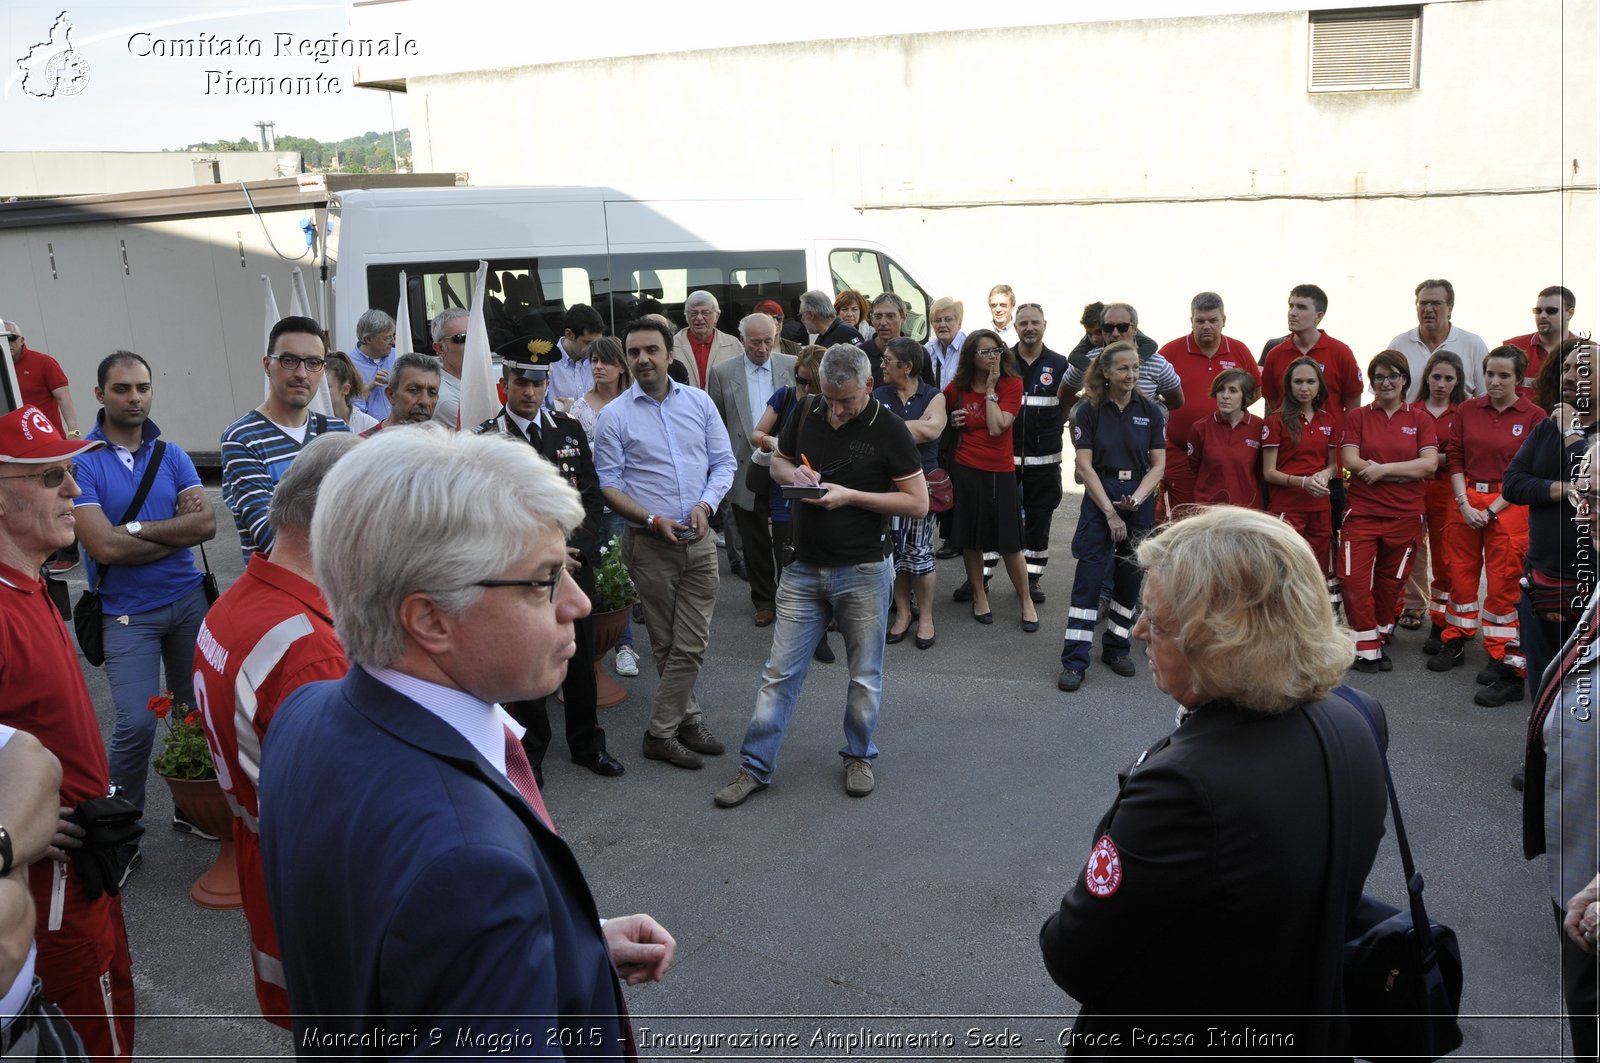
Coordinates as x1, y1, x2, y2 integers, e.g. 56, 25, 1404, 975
60, 481, 1572, 1062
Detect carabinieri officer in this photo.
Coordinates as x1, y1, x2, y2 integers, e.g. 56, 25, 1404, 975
1058, 341, 1166, 693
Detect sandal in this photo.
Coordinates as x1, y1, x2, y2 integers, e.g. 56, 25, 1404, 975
1398, 609, 1425, 630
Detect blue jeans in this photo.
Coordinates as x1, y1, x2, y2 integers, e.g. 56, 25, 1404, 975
738, 558, 893, 783
103, 582, 210, 813
599, 511, 634, 649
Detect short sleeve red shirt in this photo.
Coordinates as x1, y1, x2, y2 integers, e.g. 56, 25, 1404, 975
1263, 409, 1337, 470
1445, 395, 1548, 484
14, 346, 69, 431
1341, 402, 1439, 517
1416, 404, 1457, 480
0, 562, 110, 808
1261, 333, 1362, 430
945, 375, 1023, 473
1186, 411, 1264, 508
1502, 332, 1574, 397
1158, 335, 1260, 457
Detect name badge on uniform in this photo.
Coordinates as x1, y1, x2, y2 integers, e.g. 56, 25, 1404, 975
1247, 438, 1260, 449
1132, 416, 1150, 426
1401, 426, 1418, 435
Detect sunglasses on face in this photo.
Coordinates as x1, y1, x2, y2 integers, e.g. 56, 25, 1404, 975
1534, 307, 1563, 316
448, 333, 468, 344
1103, 322, 1134, 334
0, 463, 77, 488
795, 376, 814, 386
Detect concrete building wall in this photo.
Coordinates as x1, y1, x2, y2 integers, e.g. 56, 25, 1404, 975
0, 151, 299, 198
372, 0, 1596, 356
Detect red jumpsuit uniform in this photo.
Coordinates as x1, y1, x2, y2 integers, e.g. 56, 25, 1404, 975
1439, 396, 1548, 673
1340, 404, 1438, 663
1416, 403, 1459, 630
1156, 335, 1258, 516
192, 554, 348, 1027
1262, 409, 1338, 601
0, 562, 134, 1062
1186, 411, 1264, 509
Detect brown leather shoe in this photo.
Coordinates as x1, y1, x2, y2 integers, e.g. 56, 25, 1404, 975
753, 609, 776, 627
676, 717, 725, 755
642, 733, 703, 770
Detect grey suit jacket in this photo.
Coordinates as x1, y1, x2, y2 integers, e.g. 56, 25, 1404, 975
708, 352, 795, 510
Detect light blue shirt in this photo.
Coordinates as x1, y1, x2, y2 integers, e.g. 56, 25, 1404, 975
350, 345, 396, 422
548, 337, 593, 407
593, 379, 737, 526
744, 355, 774, 429
366, 666, 524, 780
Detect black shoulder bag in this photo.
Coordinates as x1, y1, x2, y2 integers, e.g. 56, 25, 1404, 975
73, 441, 166, 666
1308, 684, 1465, 1063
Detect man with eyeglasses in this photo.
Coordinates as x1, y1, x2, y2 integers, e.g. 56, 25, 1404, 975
474, 347, 626, 782
595, 319, 736, 771
72, 351, 218, 845
221, 316, 350, 560
1157, 292, 1260, 517
988, 285, 1019, 347
1387, 278, 1489, 398
5, 321, 84, 574
429, 308, 469, 429
259, 427, 674, 1051
1504, 286, 1578, 395
671, 291, 741, 389
0, 405, 137, 1060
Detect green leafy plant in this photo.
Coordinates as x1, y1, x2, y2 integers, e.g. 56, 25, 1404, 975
591, 534, 639, 614
148, 692, 217, 781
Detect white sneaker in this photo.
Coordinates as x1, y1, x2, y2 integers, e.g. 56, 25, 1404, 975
614, 646, 640, 677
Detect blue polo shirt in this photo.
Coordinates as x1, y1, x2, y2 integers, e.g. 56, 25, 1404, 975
1070, 390, 1167, 477
73, 415, 205, 615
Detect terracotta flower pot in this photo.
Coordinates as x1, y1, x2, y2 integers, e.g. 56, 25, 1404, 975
161, 775, 241, 910
590, 606, 630, 709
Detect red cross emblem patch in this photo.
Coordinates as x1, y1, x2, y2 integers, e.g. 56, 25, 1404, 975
1084, 835, 1123, 897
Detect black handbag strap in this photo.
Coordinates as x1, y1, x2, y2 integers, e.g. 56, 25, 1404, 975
93, 440, 167, 593
1302, 696, 1356, 1046
1330, 683, 1445, 964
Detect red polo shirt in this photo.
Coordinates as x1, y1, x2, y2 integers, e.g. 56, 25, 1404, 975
1159, 334, 1260, 461
1417, 403, 1458, 481
1260, 332, 1362, 430
1445, 395, 1548, 484
1263, 409, 1338, 511
1341, 402, 1439, 518
1502, 331, 1575, 396
1186, 410, 1264, 508
13, 344, 70, 432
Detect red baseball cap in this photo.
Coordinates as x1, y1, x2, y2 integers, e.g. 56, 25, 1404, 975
0, 406, 102, 464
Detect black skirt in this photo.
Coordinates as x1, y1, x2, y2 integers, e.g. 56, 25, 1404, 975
949, 462, 1022, 554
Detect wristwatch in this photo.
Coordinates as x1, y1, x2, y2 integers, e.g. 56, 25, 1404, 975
985, 392, 999, 403
125, 521, 144, 538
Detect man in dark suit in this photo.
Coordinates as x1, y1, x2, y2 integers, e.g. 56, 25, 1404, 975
475, 350, 625, 782
259, 426, 673, 1054
707, 312, 795, 626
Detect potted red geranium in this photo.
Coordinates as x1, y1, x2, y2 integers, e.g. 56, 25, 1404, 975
148, 692, 240, 909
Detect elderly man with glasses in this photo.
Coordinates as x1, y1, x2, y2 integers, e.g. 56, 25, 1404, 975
220, 316, 350, 559
0, 405, 137, 1060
